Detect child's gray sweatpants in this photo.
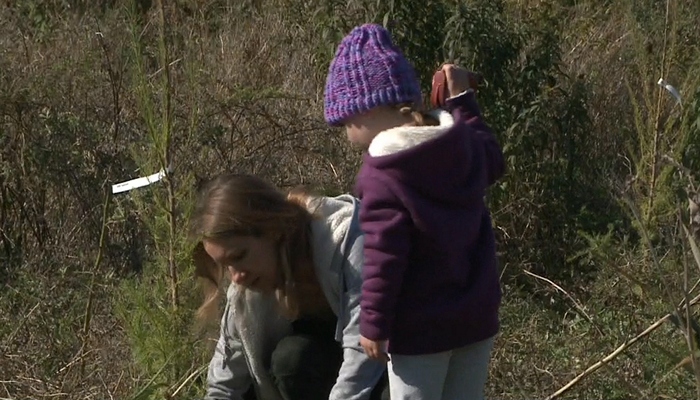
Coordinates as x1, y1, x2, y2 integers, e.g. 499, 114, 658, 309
387, 335, 495, 400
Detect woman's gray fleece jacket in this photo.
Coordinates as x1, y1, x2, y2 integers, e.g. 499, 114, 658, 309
204, 194, 386, 400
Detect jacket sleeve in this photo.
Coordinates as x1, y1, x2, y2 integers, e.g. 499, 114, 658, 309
357, 174, 411, 341
445, 90, 506, 185
330, 222, 387, 400
204, 286, 253, 400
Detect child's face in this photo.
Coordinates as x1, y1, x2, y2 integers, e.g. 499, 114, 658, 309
344, 116, 376, 149
344, 107, 403, 149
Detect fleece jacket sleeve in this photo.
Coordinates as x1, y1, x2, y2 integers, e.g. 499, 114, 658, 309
446, 90, 506, 185
356, 172, 412, 342
330, 224, 387, 400
203, 287, 253, 400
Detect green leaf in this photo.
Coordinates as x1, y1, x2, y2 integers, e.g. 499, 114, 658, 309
382, 12, 390, 29
631, 283, 645, 300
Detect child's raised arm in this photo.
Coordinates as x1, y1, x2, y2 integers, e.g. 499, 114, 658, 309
445, 90, 505, 186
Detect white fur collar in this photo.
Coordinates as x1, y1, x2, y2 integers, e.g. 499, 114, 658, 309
368, 109, 455, 157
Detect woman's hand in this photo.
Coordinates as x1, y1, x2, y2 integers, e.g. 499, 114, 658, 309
441, 64, 482, 97
360, 336, 390, 363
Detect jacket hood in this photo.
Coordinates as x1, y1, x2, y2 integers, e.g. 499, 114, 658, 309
368, 109, 455, 157
307, 194, 356, 318
308, 194, 356, 272
363, 109, 485, 206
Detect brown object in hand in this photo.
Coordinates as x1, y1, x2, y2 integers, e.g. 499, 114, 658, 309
430, 70, 448, 109
430, 69, 483, 109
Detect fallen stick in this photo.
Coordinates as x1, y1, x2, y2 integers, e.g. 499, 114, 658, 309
524, 270, 603, 336
546, 292, 700, 399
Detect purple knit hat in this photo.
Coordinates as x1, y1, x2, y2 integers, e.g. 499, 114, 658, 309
324, 23, 422, 127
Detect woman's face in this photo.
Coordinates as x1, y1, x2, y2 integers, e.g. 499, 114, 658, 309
203, 235, 280, 293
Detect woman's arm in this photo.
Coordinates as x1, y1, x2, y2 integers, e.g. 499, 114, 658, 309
204, 285, 254, 400
329, 226, 388, 400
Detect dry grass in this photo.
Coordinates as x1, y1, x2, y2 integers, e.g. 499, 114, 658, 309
1, 0, 700, 399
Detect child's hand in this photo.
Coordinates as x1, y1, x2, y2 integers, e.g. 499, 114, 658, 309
441, 64, 482, 97
360, 335, 390, 363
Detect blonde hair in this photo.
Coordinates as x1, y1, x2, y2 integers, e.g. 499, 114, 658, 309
395, 102, 440, 127
190, 174, 321, 325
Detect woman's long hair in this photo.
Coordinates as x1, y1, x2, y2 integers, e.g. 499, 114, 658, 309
189, 174, 317, 324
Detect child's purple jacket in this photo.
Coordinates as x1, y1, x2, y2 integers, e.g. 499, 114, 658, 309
355, 90, 505, 355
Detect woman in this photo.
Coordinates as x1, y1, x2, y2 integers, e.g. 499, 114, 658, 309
190, 173, 389, 400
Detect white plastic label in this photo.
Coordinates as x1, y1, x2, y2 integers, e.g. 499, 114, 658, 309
658, 78, 682, 106
112, 167, 171, 194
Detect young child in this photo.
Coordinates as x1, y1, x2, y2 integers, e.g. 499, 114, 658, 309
323, 23, 505, 400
